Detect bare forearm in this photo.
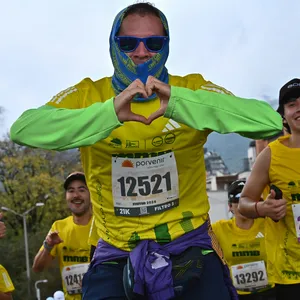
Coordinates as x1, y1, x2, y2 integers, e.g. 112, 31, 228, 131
32, 249, 53, 272
239, 198, 263, 219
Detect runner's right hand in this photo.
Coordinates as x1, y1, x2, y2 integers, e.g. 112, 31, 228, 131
46, 230, 63, 246
259, 190, 287, 221
114, 79, 149, 124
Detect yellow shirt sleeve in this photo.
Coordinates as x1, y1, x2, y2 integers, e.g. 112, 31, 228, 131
0, 265, 15, 293
88, 216, 100, 247
10, 77, 121, 151
46, 78, 89, 109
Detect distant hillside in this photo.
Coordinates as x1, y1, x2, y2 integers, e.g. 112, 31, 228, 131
205, 132, 251, 173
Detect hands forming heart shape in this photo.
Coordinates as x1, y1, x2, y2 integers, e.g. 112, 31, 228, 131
114, 75, 171, 125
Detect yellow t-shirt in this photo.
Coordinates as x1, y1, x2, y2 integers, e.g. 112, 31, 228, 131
0, 264, 14, 294
212, 218, 273, 294
88, 216, 100, 247
265, 135, 300, 284
47, 74, 232, 251
41, 216, 92, 300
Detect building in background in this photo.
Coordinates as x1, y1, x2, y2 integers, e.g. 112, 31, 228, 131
205, 148, 238, 192
205, 148, 229, 177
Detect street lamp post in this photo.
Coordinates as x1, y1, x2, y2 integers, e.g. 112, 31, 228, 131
1, 202, 45, 298
35, 279, 48, 300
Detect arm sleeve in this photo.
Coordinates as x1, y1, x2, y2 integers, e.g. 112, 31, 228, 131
0, 266, 15, 293
10, 78, 122, 150
10, 100, 122, 151
165, 86, 282, 139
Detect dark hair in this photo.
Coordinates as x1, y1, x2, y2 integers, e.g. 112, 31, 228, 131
228, 180, 246, 204
279, 109, 291, 134
123, 2, 160, 19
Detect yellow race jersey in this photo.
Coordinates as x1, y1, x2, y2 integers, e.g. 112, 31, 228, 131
212, 218, 273, 294
47, 74, 229, 250
41, 216, 92, 300
0, 264, 14, 294
12, 72, 282, 252
88, 216, 100, 247
266, 135, 300, 284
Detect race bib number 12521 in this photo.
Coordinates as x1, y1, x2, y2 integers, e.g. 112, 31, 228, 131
112, 152, 179, 217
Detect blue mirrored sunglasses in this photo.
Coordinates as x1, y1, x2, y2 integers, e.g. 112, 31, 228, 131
115, 36, 168, 53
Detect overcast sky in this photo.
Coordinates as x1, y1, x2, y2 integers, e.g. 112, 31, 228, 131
1, 0, 299, 135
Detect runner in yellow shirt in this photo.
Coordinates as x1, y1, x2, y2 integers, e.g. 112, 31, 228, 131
11, 3, 283, 299
0, 218, 14, 300
32, 172, 92, 300
213, 180, 275, 299
239, 78, 300, 300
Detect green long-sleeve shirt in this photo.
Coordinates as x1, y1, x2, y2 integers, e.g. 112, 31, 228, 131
10, 85, 282, 151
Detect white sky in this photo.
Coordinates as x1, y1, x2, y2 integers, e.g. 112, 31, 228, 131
1, 0, 299, 134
